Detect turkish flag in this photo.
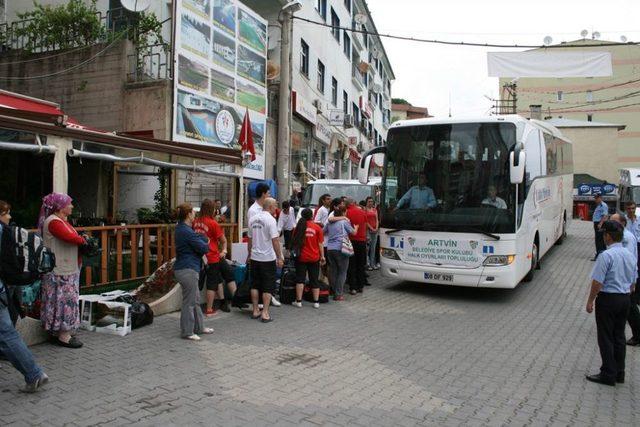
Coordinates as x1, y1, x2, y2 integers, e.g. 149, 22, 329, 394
239, 108, 255, 161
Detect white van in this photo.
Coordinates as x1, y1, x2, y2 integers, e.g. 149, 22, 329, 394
298, 178, 380, 214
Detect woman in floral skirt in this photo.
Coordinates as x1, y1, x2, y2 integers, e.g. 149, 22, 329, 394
38, 193, 86, 348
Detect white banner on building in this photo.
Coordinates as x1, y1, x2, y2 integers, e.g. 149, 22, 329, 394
487, 51, 613, 78
172, 0, 268, 180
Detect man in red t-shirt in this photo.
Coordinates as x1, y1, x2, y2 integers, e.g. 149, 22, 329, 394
345, 198, 368, 294
291, 209, 325, 308
193, 207, 235, 315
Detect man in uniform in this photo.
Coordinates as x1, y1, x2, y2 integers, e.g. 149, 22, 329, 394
592, 193, 609, 260
625, 201, 640, 346
585, 221, 636, 386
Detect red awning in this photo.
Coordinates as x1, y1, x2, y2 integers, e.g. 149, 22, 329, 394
0, 90, 95, 130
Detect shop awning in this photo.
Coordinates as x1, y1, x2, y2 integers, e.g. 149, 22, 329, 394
0, 90, 92, 130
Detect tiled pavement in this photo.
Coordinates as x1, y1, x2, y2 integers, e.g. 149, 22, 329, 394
1, 221, 638, 426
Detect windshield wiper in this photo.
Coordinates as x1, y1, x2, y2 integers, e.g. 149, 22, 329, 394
456, 226, 500, 240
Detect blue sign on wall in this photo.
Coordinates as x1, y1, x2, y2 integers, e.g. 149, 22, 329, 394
577, 183, 616, 196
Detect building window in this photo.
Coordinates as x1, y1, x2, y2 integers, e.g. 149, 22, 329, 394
300, 39, 309, 77
353, 103, 360, 127
343, 31, 351, 59
317, 60, 325, 93
343, 91, 348, 114
556, 90, 563, 101
344, 0, 351, 13
316, 0, 327, 20
586, 90, 593, 102
587, 114, 593, 122
362, 24, 368, 48
331, 8, 340, 41
331, 77, 338, 106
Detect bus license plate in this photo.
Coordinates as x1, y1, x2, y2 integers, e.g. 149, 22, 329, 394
424, 272, 454, 282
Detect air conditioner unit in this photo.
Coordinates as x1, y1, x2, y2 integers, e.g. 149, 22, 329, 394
343, 114, 354, 128
313, 99, 325, 114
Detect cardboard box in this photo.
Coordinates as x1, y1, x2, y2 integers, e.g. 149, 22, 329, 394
79, 295, 131, 337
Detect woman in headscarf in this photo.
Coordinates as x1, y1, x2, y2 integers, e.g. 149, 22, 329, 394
38, 193, 86, 348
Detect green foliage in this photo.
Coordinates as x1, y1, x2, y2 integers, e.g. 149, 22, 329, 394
135, 12, 165, 48
15, 0, 105, 53
391, 98, 411, 105
136, 168, 172, 224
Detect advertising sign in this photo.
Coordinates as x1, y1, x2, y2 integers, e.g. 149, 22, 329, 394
173, 0, 268, 179
398, 237, 484, 267
314, 115, 332, 145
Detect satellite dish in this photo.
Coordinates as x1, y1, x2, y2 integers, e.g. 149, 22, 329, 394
580, 29, 589, 38
121, 0, 151, 13
593, 31, 601, 40
621, 35, 628, 43
543, 36, 553, 46
354, 13, 368, 25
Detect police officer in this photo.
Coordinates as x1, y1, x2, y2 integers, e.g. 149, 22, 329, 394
611, 213, 638, 261
624, 201, 640, 346
592, 193, 609, 260
585, 221, 637, 386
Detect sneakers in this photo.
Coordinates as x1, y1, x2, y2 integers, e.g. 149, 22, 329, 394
292, 301, 303, 308
374, 264, 380, 270
201, 327, 214, 334
23, 373, 49, 393
366, 265, 374, 271
313, 302, 320, 309
184, 334, 201, 341
204, 308, 218, 318
271, 296, 282, 307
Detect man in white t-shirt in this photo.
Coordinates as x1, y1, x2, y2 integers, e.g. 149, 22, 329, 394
248, 198, 284, 322
277, 200, 296, 249
247, 183, 271, 222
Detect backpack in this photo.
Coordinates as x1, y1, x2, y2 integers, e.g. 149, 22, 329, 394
0, 224, 56, 286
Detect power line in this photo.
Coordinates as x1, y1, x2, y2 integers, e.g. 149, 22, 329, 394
292, 15, 640, 49
542, 100, 640, 113
520, 76, 640, 96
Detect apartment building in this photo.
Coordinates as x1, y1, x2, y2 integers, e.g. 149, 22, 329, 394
498, 40, 640, 175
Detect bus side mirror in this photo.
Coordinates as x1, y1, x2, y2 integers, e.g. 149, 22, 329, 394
510, 150, 526, 184
358, 155, 372, 185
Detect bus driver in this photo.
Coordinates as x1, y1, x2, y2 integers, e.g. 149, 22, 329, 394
481, 185, 507, 209
396, 173, 437, 210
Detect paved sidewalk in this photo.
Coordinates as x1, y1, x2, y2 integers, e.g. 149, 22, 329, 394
1, 221, 638, 426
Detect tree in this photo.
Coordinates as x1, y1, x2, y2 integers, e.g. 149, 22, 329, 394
391, 98, 411, 105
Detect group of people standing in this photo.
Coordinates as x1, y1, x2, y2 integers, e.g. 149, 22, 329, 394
0, 193, 90, 393
585, 195, 640, 386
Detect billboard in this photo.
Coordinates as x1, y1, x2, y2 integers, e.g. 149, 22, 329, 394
173, 0, 268, 180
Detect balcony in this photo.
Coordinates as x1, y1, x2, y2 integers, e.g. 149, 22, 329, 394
351, 20, 364, 52
351, 64, 365, 91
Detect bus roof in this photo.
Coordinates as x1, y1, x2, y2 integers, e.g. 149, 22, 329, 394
390, 114, 569, 143
620, 168, 640, 186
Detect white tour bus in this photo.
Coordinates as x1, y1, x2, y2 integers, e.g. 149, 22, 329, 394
618, 168, 640, 216
297, 178, 380, 218
358, 115, 573, 288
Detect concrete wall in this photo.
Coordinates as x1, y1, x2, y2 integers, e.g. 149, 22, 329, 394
556, 127, 620, 184
0, 39, 133, 132
123, 80, 172, 138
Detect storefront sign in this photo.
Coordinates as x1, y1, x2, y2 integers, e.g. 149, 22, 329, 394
404, 238, 483, 267
314, 115, 332, 145
292, 91, 317, 125
329, 109, 345, 126
349, 148, 361, 164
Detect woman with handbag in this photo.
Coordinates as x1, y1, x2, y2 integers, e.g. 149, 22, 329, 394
324, 205, 354, 301
290, 208, 325, 308
38, 193, 87, 348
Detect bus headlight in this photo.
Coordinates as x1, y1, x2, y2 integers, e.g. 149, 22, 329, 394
483, 255, 515, 267
381, 248, 400, 260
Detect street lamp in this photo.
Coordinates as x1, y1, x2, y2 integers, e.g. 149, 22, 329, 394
276, 0, 302, 202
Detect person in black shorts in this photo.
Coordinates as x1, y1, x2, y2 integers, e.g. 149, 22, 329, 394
290, 208, 325, 308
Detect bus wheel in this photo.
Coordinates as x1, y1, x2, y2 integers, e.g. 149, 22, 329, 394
555, 215, 567, 245
523, 242, 538, 282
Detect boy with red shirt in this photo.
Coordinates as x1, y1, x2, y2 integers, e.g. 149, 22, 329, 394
345, 198, 368, 294
291, 208, 325, 308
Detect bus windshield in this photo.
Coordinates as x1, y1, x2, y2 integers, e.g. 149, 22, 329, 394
302, 183, 374, 206
382, 122, 517, 234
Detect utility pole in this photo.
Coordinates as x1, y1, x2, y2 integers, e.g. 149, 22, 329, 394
276, 9, 294, 201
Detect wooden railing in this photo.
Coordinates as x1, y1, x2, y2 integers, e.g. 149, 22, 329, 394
75, 223, 238, 289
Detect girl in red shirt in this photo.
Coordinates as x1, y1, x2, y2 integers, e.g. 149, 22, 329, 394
290, 208, 325, 308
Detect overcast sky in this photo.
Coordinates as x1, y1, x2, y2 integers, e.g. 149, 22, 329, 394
366, 0, 640, 117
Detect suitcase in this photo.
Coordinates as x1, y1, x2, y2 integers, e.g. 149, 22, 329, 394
303, 282, 330, 303
279, 260, 297, 305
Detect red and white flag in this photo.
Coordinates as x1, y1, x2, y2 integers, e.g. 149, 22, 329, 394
239, 108, 255, 161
